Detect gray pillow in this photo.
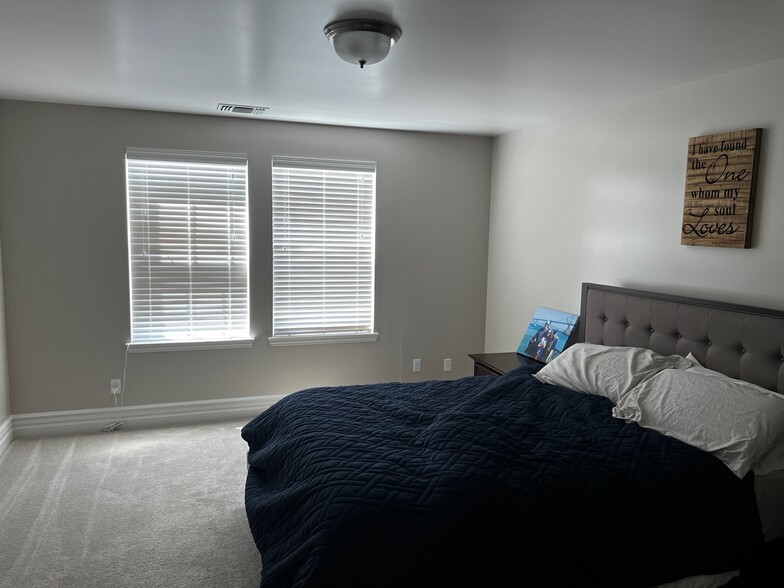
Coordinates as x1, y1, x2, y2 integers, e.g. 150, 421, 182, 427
613, 368, 784, 478
533, 343, 690, 404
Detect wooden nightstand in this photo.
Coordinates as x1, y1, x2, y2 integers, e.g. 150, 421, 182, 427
468, 352, 542, 376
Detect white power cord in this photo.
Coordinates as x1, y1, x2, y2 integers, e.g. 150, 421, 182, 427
103, 344, 130, 432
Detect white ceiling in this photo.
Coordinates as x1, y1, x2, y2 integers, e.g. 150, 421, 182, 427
2, 0, 784, 136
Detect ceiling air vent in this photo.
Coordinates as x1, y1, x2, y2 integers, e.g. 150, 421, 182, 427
217, 103, 269, 116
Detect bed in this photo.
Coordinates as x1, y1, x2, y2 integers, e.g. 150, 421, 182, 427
242, 282, 784, 587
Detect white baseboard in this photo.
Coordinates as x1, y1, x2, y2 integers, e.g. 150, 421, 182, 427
0, 417, 12, 458
11, 394, 288, 439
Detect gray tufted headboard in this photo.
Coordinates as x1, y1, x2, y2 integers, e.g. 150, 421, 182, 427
578, 283, 784, 393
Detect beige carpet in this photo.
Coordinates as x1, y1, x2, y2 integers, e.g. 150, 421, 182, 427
0, 421, 260, 588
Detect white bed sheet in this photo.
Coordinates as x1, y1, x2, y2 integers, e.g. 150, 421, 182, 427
658, 569, 739, 588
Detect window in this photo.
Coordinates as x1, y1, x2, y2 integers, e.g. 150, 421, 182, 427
126, 148, 251, 350
270, 157, 377, 345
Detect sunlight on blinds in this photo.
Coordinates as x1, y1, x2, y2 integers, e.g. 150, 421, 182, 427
271, 157, 376, 340
126, 149, 249, 344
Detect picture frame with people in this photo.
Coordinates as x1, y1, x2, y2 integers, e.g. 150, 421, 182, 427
516, 306, 579, 363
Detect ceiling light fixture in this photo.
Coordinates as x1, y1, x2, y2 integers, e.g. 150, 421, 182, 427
324, 19, 402, 69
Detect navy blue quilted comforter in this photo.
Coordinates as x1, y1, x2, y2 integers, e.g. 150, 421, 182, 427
242, 366, 762, 587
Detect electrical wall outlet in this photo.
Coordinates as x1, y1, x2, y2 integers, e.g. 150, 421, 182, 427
110, 379, 122, 395
443, 358, 452, 372
413, 359, 421, 373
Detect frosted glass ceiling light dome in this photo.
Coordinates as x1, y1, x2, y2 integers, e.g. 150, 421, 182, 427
324, 19, 402, 69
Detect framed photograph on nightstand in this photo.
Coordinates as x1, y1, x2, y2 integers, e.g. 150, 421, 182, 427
517, 307, 579, 363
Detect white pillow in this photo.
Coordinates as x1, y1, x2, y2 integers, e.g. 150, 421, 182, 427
755, 469, 784, 541
533, 343, 691, 404
612, 368, 784, 478
684, 353, 784, 476
684, 352, 722, 377
755, 436, 784, 476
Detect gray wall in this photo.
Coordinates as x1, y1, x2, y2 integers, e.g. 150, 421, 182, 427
486, 57, 784, 352
0, 235, 10, 424
0, 100, 492, 415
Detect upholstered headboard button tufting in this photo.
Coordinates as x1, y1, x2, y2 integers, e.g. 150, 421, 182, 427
579, 283, 784, 393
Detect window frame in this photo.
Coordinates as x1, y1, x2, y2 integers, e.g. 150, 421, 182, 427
125, 148, 253, 352
268, 156, 378, 346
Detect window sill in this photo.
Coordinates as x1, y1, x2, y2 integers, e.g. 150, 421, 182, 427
268, 333, 379, 347
128, 338, 255, 353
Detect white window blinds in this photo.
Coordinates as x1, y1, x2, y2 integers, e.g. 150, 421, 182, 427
126, 148, 249, 345
271, 157, 376, 341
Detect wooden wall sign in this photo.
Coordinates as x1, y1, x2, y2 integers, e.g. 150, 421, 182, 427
681, 128, 762, 248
